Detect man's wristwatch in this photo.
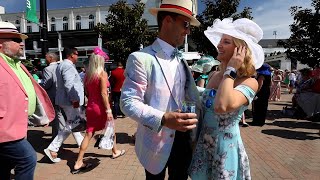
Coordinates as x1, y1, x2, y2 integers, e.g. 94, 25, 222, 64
224, 67, 237, 80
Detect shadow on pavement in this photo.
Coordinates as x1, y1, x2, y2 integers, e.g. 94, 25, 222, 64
27, 130, 48, 154
116, 132, 135, 145
67, 157, 101, 174
269, 120, 320, 130
261, 129, 320, 140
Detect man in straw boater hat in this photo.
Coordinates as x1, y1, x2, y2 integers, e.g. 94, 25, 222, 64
0, 21, 55, 179
120, 0, 201, 179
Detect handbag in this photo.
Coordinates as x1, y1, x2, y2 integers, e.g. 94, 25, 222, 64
28, 96, 50, 126
97, 121, 114, 150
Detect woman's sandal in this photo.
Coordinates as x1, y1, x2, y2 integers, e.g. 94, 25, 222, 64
112, 150, 126, 159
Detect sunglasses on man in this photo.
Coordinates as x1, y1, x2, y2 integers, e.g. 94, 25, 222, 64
0, 38, 23, 43
183, 21, 190, 29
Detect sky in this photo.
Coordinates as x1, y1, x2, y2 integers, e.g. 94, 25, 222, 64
0, 0, 313, 39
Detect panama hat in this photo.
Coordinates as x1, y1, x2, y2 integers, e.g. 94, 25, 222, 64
0, 21, 28, 39
149, 0, 200, 26
204, 18, 264, 69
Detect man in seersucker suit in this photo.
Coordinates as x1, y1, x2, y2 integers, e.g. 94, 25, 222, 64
120, 0, 201, 179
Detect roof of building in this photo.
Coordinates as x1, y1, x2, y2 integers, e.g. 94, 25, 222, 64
258, 39, 287, 48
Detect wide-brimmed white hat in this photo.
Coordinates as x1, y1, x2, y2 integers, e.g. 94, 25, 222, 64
0, 21, 28, 39
149, 0, 200, 26
204, 18, 264, 69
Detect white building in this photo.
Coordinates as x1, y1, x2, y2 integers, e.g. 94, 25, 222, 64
259, 39, 309, 70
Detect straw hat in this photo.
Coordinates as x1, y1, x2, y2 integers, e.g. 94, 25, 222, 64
149, 0, 200, 26
0, 21, 28, 39
204, 18, 264, 69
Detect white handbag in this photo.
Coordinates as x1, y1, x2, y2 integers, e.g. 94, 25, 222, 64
98, 121, 115, 150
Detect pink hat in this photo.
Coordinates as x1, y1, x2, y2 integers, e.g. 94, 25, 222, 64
93, 47, 109, 61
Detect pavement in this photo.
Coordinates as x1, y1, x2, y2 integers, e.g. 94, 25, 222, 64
26, 91, 320, 180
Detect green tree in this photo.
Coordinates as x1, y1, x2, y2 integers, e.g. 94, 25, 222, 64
278, 0, 320, 68
190, 0, 253, 56
95, 0, 157, 63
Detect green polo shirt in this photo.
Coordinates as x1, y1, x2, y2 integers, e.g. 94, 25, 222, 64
0, 53, 36, 115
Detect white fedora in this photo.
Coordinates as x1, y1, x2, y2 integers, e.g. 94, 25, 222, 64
0, 21, 28, 39
149, 0, 200, 26
204, 18, 264, 69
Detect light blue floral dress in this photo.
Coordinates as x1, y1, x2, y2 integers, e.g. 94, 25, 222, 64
189, 85, 255, 180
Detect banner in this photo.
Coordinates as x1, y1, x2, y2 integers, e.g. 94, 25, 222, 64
26, 0, 39, 23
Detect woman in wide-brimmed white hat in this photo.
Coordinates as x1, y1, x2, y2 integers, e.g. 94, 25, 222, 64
189, 18, 264, 180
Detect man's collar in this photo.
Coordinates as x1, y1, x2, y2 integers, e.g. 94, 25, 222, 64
156, 38, 175, 59
49, 61, 59, 65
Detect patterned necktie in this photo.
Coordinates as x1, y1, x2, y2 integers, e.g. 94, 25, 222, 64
171, 48, 183, 59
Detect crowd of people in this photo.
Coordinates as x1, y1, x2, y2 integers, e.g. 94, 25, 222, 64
1, 0, 319, 179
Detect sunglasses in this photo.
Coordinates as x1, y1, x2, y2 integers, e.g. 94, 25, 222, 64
172, 16, 191, 29
183, 21, 191, 29
205, 89, 217, 108
1, 38, 23, 43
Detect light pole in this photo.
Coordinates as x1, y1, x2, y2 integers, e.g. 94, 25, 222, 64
40, 0, 48, 58
273, 31, 277, 39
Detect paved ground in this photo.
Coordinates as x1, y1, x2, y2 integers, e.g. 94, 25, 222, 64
26, 91, 320, 180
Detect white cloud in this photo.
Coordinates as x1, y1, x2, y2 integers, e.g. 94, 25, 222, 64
255, 6, 264, 12
251, 0, 312, 39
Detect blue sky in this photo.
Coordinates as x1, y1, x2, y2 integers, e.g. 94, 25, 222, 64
0, 0, 312, 39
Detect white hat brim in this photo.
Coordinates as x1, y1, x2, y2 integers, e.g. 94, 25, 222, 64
204, 25, 264, 69
149, 8, 200, 27
1, 32, 28, 40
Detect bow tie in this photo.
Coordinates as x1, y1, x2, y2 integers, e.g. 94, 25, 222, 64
171, 48, 183, 59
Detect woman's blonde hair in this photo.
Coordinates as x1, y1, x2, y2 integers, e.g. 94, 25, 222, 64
233, 38, 256, 78
85, 53, 105, 85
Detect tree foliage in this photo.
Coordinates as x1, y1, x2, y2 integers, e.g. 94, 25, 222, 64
190, 0, 253, 56
278, 0, 320, 68
95, 0, 157, 62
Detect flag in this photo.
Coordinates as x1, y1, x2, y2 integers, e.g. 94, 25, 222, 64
26, 0, 39, 23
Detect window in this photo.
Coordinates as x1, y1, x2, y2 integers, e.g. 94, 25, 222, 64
76, 22, 81, 30
76, 15, 81, 20
15, 20, 20, 24
63, 23, 68, 31
27, 20, 31, 23
51, 24, 56, 31
51, 17, 55, 22
27, 26, 32, 33
17, 26, 20, 32
88, 14, 95, 29
62, 16, 68, 30
89, 21, 94, 29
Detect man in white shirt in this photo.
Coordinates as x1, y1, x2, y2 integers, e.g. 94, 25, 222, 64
289, 70, 297, 94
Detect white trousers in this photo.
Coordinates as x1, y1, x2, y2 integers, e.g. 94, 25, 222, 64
47, 106, 84, 152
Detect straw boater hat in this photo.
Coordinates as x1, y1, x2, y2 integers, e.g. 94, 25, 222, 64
149, 0, 200, 26
0, 21, 28, 39
204, 18, 264, 69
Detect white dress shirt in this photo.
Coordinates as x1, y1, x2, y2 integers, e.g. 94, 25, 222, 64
156, 38, 186, 108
